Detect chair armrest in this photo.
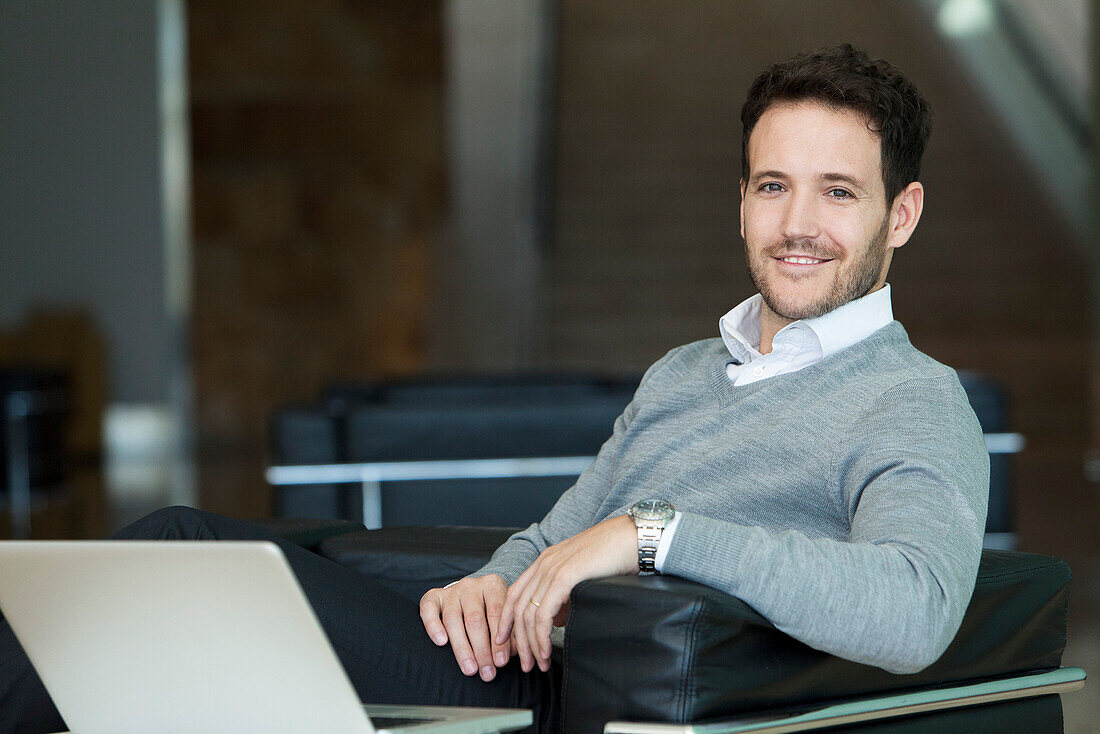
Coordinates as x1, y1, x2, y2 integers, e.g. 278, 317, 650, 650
560, 550, 1071, 733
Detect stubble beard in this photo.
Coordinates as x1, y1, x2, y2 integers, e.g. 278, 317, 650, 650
746, 216, 891, 321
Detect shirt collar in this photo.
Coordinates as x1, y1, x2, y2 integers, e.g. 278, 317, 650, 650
718, 295, 763, 364
719, 284, 894, 363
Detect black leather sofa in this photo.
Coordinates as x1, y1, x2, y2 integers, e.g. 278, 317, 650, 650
270, 371, 1018, 542
256, 520, 1083, 733
270, 374, 639, 525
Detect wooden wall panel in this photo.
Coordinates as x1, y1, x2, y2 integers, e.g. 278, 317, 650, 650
188, 0, 443, 517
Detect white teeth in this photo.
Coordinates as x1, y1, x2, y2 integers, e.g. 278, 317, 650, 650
781, 256, 824, 265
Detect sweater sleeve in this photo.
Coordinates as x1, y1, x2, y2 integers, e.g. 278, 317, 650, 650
661, 376, 989, 674
469, 347, 683, 586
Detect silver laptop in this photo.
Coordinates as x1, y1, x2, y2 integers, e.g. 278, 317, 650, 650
0, 541, 531, 734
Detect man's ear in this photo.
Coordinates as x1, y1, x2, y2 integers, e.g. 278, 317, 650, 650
887, 182, 924, 249
739, 179, 747, 240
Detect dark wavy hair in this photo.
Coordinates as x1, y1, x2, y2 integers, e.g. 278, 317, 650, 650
740, 44, 932, 204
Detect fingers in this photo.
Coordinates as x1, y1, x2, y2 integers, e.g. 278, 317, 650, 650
418, 581, 492, 682
422, 580, 504, 682
522, 581, 553, 672
483, 579, 511, 669
521, 595, 543, 671
439, 589, 481, 678
529, 576, 564, 663
504, 548, 581, 674
505, 568, 538, 672
510, 588, 536, 672
418, 591, 448, 646
516, 565, 559, 673
497, 566, 533, 646
459, 584, 500, 682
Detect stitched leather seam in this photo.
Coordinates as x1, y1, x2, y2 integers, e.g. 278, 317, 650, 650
978, 562, 1058, 576
678, 596, 706, 723
1055, 585, 1070, 649
974, 564, 1066, 586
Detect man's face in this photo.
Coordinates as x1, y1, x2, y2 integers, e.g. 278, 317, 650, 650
740, 101, 901, 322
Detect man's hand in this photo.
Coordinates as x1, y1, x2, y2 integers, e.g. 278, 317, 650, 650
497, 514, 638, 673
419, 574, 511, 682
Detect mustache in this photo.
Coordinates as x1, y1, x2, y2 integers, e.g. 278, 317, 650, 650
762, 239, 842, 260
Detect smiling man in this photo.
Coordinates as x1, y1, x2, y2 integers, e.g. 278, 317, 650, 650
0, 45, 989, 734
740, 93, 923, 349
743, 102, 915, 341
422, 43, 988, 713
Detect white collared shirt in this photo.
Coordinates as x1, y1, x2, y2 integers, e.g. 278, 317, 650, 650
653, 285, 895, 571
720, 284, 895, 385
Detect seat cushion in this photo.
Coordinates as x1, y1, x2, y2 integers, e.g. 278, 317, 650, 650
249, 517, 363, 551
317, 525, 520, 601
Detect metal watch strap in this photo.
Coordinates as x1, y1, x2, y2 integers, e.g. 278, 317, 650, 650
636, 524, 663, 575
629, 499, 674, 576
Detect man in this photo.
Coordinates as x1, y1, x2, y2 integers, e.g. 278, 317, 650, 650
420, 41, 985, 693
0, 44, 987, 734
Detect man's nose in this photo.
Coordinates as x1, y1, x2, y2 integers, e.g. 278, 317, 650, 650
779, 193, 821, 243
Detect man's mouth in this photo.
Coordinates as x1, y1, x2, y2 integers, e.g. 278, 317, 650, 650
775, 255, 833, 265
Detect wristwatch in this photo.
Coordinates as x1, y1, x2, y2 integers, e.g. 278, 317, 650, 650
627, 498, 675, 575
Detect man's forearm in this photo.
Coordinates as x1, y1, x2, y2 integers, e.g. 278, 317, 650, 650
662, 508, 983, 674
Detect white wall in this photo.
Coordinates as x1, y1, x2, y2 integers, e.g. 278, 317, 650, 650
0, 0, 171, 403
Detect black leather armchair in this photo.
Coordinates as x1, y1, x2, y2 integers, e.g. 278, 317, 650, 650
258, 521, 1085, 734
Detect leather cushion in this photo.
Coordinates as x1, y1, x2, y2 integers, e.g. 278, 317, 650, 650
317, 525, 519, 601
249, 517, 363, 551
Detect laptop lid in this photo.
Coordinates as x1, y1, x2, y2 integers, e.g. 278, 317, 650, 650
0, 541, 400, 734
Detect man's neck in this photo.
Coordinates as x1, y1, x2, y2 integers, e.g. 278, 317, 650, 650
758, 306, 795, 355
757, 283, 891, 355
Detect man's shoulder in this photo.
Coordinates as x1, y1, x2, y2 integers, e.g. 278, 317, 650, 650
832, 324, 987, 468
838, 321, 950, 375
838, 321, 971, 410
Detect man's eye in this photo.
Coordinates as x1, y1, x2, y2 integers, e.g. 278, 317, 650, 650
759, 183, 784, 193
828, 188, 853, 199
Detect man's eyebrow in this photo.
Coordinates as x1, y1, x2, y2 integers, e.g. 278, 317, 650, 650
748, 170, 789, 184
820, 172, 871, 193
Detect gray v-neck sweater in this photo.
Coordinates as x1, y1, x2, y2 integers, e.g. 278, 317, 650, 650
472, 322, 989, 674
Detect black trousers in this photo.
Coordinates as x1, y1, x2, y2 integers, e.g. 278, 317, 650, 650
0, 506, 560, 734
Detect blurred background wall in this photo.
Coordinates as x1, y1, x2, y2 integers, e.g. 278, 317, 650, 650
1, 0, 1095, 545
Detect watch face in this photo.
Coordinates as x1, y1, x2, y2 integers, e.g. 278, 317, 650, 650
631, 498, 674, 521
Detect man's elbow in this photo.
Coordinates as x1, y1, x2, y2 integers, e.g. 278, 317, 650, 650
877, 611, 959, 675
879, 645, 942, 675
875, 551, 976, 675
